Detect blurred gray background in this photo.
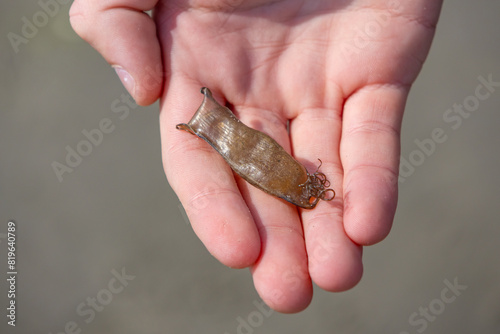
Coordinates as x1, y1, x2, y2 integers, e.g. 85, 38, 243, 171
1, 1, 499, 333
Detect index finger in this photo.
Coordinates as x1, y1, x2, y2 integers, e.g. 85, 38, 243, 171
160, 80, 261, 268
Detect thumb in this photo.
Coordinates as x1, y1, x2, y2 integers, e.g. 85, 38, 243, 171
70, 0, 163, 106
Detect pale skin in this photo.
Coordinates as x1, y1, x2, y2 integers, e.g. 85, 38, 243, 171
70, 0, 443, 313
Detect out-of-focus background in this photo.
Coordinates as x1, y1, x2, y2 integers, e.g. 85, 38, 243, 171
1, 1, 499, 333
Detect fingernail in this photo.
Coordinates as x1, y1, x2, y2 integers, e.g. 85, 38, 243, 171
113, 65, 136, 96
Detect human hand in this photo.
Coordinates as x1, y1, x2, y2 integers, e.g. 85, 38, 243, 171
70, 0, 443, 313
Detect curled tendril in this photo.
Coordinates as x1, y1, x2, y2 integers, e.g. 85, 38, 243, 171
298, 159, 336, 206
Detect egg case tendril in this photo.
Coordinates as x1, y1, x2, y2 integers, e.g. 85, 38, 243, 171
298, 159, 336, 207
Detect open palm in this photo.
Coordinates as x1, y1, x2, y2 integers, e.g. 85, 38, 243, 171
71, 0, 442, 312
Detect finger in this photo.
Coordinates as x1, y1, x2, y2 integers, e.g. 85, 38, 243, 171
243, 182, 313, 313
160, 79, 260, 268
233, 107, 313, 313
341, 85, 406, 245
70, 0, 163, 105
290, 104, 363, 292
